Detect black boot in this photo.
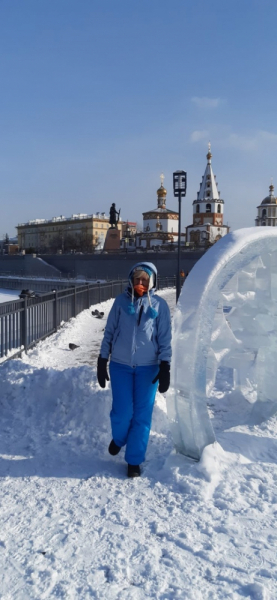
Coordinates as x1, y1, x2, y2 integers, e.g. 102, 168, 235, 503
108, 440, 121, 456
127, 464, 141, 478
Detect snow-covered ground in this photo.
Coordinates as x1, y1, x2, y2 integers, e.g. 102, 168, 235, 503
1, 289, 277, 598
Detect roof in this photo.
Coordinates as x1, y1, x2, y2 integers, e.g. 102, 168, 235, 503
261, 184, 277, 205
196, 145, 221, 202
143, 207, 178, 216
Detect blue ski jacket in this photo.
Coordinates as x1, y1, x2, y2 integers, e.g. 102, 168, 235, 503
100, 262, 171, 368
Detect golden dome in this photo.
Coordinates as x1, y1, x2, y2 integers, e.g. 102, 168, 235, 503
157, 184, 167, 196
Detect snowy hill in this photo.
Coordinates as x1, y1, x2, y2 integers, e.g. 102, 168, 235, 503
0, 289, 276, 598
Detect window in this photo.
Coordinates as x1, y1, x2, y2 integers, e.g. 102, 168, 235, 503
217, 204, 221, 213
206, 204, 211, 213
196, 204, 200, 213
262, 208, 267, 218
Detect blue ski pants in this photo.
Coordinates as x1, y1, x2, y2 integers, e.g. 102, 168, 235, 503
109, 361, 159, 465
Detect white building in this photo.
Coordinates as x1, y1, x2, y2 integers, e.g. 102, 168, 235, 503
186, 145, 229, 247
137, 175, 185, 249
255, 184, 277, 226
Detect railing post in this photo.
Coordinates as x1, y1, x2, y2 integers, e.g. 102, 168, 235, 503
87, 283, 90, 309
20, 297, 28, 353
74, 287, 77, 317
54, 291, 58, 332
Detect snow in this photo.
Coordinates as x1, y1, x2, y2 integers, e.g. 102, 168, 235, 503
0, 289, 21, 303
1, 287, 277, 598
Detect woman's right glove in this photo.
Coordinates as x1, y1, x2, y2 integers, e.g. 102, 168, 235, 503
97, 356, 110, 388
152, 361, 170, 393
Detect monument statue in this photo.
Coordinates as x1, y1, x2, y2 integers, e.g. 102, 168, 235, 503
104, 203, 121, 251
109, 203, 120, 228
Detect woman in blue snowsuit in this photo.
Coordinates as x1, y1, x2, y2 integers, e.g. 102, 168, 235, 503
97, 262, 171, 478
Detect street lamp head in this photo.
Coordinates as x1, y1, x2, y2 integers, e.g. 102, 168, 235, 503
173, 170, 187, 197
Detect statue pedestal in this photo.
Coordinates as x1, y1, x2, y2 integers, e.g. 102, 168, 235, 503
103, 228, 121, 251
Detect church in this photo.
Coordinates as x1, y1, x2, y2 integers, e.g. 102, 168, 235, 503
186, 145, 229, 247
255, 183, 277, 226
137, 175, 185, 249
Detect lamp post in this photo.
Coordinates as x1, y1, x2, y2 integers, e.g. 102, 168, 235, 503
173, 170, 187, 301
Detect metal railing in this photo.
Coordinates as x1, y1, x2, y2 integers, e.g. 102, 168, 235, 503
0, 277, 175, 362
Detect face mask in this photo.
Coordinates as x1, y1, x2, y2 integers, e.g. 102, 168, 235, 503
134, 284, 148, 297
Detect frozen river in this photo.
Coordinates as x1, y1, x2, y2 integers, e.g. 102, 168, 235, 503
0, 288, 21, 303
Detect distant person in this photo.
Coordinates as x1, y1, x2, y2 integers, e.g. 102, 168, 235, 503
97, 262, 172, 478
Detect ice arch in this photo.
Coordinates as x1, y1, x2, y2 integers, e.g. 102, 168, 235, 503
167, 228, 277, 460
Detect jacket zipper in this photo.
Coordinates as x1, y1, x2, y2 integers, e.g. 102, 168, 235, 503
138, 303, 143, 326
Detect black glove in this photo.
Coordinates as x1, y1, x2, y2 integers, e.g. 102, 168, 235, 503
152, 361, 170, 393
97, 356, 110, 388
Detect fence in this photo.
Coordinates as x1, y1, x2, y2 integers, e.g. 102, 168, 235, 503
0, 277, 175, 362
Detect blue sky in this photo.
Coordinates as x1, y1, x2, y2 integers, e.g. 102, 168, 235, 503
0, 0, 277, 237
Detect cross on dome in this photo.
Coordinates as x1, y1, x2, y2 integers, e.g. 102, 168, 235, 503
206, 142, 212, 163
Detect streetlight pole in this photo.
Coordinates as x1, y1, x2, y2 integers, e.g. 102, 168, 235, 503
173, 170, 187, 302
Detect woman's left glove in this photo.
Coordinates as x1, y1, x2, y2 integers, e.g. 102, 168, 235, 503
97, 356, 110, 388
152, 361, 170, 393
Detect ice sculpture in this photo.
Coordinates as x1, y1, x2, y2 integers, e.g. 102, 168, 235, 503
167, 227, 277, 459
